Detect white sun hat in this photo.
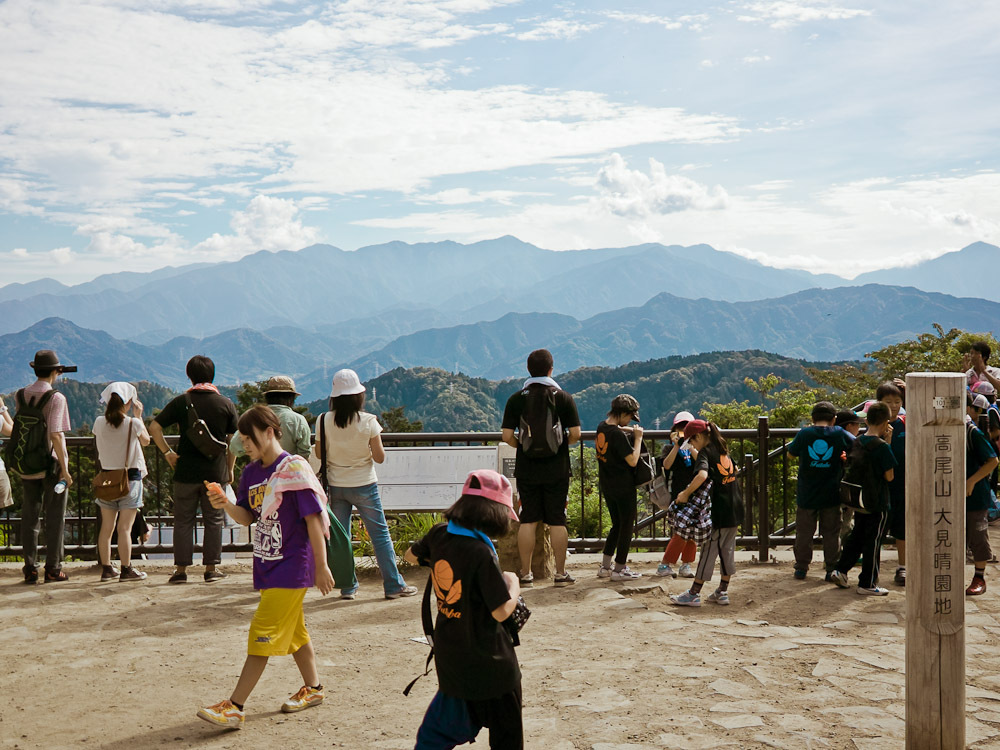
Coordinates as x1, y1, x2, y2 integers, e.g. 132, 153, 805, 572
330, 369, 366, 398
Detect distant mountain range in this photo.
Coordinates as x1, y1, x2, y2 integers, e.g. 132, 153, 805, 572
2, 283, 997, 398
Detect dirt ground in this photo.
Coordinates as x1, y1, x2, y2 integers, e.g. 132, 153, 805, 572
4, 543, 1000, 750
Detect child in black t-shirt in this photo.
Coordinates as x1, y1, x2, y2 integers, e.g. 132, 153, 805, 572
657, 410, 701, 579
670, 420, 743, 607
829, 402, 897, 595
595, 394, 644, 582
405, 470, 523, 750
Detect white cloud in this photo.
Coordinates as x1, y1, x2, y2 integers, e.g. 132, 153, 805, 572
11, 247, 28, 258
194, 195, 320, 257
414, 188, 548, 205
738, 1, 871, 30
49, 247, 75, 264
699, 59, 714, 68
510, 18, 601, 42
595, 153, 730, 218
602, 11, 681, 30
742, 54, 771, 64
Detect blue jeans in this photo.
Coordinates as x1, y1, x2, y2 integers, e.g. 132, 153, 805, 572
327, 482, 407, 596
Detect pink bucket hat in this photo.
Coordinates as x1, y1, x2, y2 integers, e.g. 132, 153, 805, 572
462, 469, 517, 520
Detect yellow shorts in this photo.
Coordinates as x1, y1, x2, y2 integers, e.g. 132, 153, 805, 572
247, 588, 310, 656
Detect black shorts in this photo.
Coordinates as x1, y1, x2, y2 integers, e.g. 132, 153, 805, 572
516, 480, 569, 526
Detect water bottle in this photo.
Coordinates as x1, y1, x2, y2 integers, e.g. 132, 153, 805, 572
53, 480, 67, 494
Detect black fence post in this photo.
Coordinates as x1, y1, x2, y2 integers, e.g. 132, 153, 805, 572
743, 452, 755, 545
756, 415, 770, 562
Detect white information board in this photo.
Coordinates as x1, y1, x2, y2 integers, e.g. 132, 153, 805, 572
379, 446, 500, 511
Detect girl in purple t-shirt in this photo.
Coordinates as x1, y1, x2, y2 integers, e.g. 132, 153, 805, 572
197, 405, 334, 730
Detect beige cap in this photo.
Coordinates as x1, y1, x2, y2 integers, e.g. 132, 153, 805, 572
263, 375, 300, 395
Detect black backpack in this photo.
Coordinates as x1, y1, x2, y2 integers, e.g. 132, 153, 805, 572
839, 437, 883, 512
518, 385, 564, 458
4, 389, 57, 476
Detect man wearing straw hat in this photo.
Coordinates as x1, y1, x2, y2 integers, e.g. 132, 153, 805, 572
228, 376, 312, 461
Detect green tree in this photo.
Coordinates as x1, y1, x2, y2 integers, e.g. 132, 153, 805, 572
380, 405, 423, 432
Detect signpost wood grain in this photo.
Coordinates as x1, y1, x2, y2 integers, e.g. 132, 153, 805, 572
905, 372, 965, 749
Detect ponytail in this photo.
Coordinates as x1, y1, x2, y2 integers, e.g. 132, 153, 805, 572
706, 422, 728, 455
105, 393, 126, 428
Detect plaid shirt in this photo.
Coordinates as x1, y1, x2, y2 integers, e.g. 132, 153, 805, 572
666, 481, 713, 543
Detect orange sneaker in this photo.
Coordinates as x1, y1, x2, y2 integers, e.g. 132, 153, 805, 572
197, 699, 244, 729
281, 685, 324, 713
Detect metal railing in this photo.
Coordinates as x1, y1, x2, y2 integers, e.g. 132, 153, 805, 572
0, 417, 803, 562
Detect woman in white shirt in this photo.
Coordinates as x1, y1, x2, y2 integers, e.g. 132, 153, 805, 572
311, 369, 416, 600
92, 382, 151, 582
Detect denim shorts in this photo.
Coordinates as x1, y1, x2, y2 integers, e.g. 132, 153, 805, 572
95, 478, 144, 511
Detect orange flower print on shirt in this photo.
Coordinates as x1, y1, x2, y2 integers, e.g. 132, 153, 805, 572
716, 454, 737, 485
432, 560, 462, 619
595, 431, 609, 464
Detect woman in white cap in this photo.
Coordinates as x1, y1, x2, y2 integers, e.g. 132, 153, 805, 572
656, 410, 707, 579
311, 369, 416, 599
92, 382, 151, 582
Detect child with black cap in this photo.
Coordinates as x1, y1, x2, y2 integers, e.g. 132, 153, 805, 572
788, 401, 855, 581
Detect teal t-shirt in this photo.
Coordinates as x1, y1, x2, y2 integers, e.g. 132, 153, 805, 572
788, 424, 855, 509
967, 423, 998, 512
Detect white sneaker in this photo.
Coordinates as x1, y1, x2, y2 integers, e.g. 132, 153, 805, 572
857, 585, 889, 596
677, 563, 695, 579
597, 565, 612, 579
706, 588, 730, 605
655, 563, 675, 578
610, 566, 642, 581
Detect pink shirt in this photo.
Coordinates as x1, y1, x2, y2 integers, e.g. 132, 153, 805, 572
19, 380, 71, 479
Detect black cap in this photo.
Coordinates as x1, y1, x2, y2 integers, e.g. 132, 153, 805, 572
835, 409, 861, 426
811, 400, 837, 422
30, 350, 77, 373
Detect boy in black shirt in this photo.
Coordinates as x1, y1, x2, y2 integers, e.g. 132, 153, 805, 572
829, 402, 897, 595
788, 401, 855, 581
405, 470, 523, 750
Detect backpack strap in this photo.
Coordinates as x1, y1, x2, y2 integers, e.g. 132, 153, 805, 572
402, 573, 436, 696
319, 412, 328, 490
19, 388, 56, 411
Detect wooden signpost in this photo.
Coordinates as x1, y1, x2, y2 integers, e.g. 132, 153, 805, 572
905, 372, 966, 749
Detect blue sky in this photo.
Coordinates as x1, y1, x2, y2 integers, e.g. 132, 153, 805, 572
1, 0, 999, 285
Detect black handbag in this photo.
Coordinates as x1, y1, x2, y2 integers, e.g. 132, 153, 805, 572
184, 394, 228, 459
632, 440, 655, 487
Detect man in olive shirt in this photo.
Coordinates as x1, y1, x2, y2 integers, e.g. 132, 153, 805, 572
149, 355, 238, 583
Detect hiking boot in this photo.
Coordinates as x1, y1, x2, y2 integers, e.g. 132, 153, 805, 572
44, 569, 69, 582
281, 685, 324, 713
677, 563, 695, 579
553, 572, 576, 587
670, 590, 701, 607
101, 565, 119, 582
518, 570, 534, 586
204, 569, 227, 583
610, 566, 642, 582
655, 563, 676, 578
706, 588, 730, 605
120, 566, 147, 582
385, 585, 418, 599
829, 570, 850, 589
596, 565, 611, 579
893, 567, 906, 587
793, 568, 807, 580
857, 585, 889, 596
197, 699, 244, 729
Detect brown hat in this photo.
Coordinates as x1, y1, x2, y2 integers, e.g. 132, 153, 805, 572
263, 375, 300, 395
30, 349, 77, 373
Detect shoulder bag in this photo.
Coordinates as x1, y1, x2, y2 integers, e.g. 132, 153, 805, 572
93, 419, 134, 501
184, 394, 228, 459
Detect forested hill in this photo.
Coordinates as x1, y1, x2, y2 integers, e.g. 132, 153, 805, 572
3, 350, 844, 433
303, 350, 841, 431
